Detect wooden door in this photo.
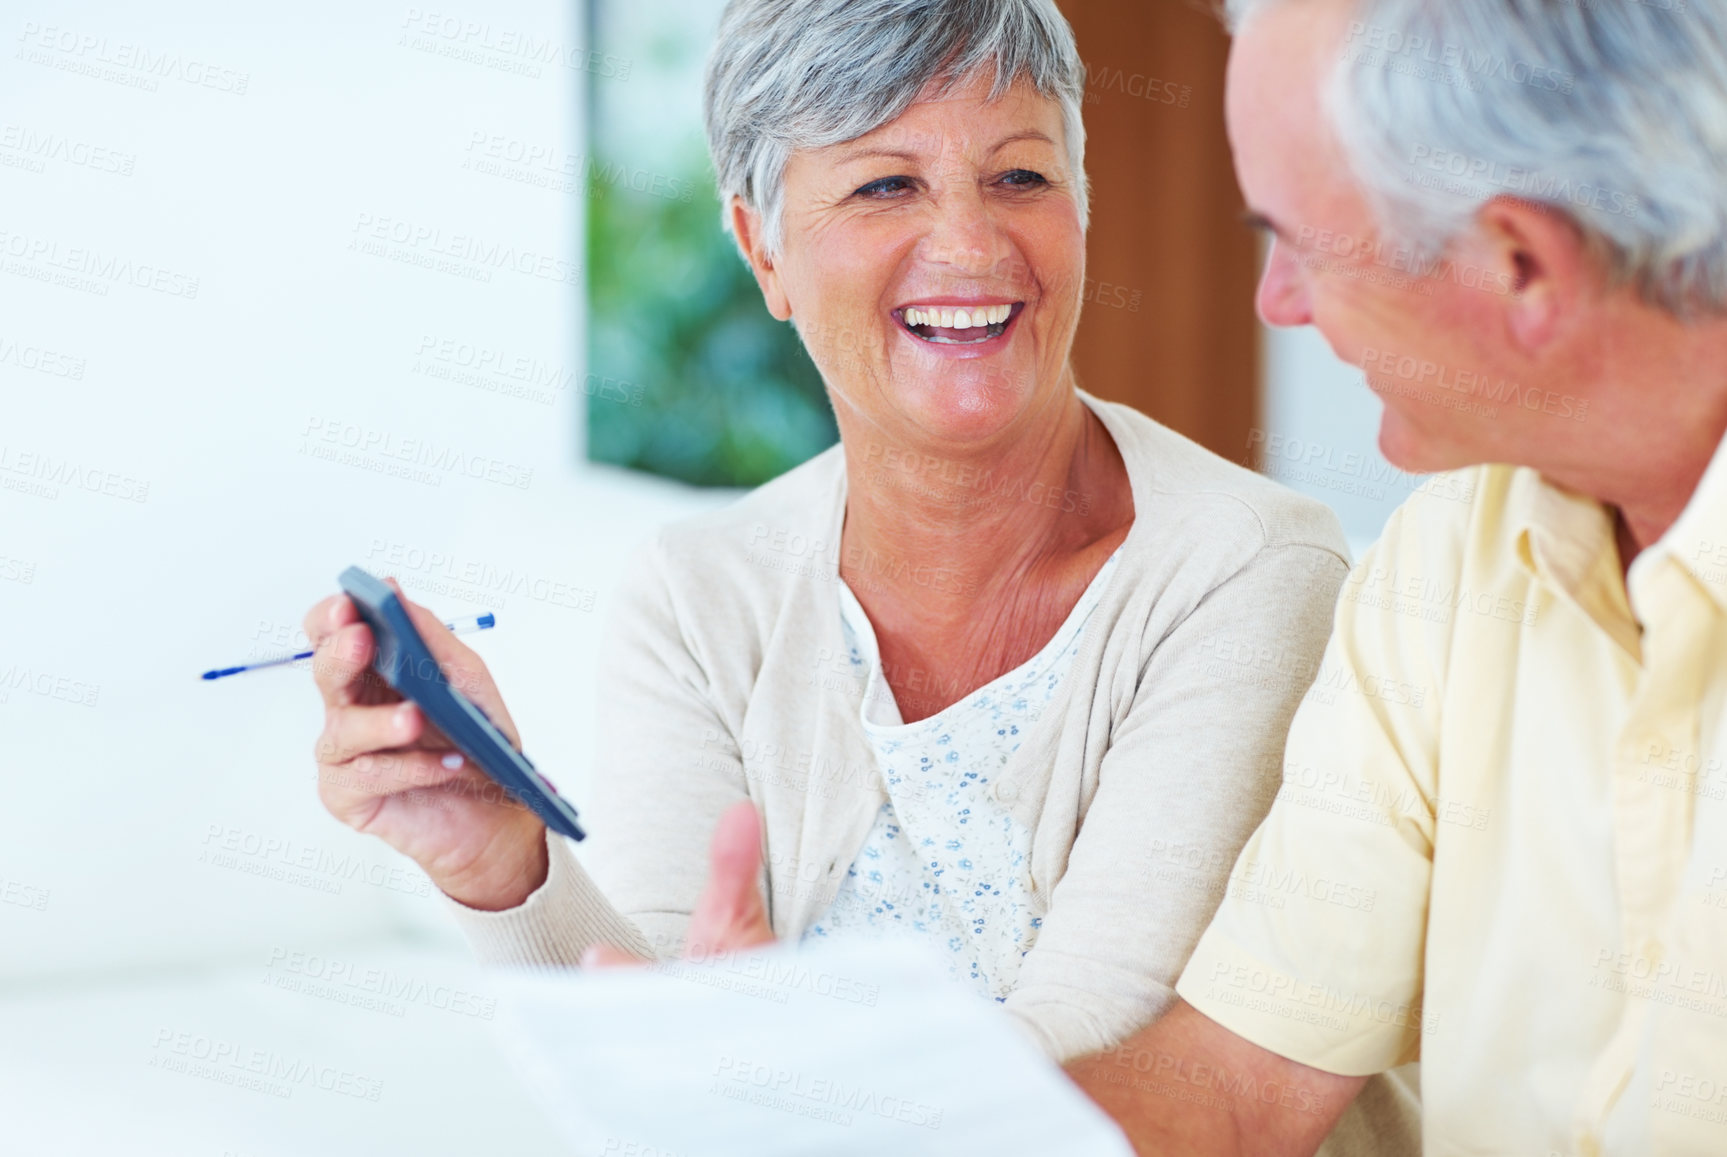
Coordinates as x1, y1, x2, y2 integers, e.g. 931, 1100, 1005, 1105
1058, 0, 1259, 463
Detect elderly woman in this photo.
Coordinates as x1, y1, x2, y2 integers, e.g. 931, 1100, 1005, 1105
303, 0, 1416, 1150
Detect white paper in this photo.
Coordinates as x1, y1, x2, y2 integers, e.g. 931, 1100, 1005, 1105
491, 937, 1137, 1157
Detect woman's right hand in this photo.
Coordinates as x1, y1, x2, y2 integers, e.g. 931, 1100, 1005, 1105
302, 581, 549, 911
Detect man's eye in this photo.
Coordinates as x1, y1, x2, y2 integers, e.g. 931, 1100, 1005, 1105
854, 176, 914, 198
1000, 169, 1048, 188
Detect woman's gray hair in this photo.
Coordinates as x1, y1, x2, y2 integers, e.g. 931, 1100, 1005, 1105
703, 0, 1089, 257
1226, 0, 1727, 316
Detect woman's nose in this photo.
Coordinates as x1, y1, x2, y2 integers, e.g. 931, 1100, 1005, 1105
1256, 239, 1313, 328
919, 189, 1010, 277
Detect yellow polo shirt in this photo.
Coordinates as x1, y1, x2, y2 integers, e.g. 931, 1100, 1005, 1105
1177, 450, 1727, 1156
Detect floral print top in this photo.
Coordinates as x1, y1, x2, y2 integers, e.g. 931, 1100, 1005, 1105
802, 548, 1124, 1001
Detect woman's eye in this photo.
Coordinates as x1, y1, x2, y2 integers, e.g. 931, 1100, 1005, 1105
853, 176, 914, 198
999, 169, 1048, 189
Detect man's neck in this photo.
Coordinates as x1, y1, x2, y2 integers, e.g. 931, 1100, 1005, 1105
1616, 472, 1712, 561
1542, 311, 1727, 571
1573, 430, 1721, 584
1591, 393, 1727, 575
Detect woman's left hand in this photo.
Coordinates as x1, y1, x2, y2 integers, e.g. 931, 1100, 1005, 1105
580, 800, 777, 967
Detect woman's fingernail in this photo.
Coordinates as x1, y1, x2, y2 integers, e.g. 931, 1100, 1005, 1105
395, 703, 415, 731
579, 947, 601, 968
441, 753, 464, 770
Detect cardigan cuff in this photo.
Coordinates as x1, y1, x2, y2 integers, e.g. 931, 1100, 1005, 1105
442, 827, 647, 967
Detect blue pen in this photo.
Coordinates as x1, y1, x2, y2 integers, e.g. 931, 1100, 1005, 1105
200, 613, 497, 680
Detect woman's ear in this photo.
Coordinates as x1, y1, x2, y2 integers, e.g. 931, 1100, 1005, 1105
729, 197, 793, 321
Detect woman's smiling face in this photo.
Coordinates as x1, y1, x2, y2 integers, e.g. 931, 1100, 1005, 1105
734, 71, 1087, 448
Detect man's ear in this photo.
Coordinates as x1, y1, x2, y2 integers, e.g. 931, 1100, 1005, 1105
1471, 196, 1597, 351
729, 197, 792, 322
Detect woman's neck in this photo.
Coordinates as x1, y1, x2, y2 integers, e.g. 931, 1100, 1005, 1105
835, 387, 1133, 621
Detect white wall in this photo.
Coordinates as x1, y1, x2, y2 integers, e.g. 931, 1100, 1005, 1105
0, 0, 728, 986
1258, 311, 1423, 560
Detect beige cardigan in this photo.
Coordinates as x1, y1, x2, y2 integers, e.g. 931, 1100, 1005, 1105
449, 390, 1419, 1152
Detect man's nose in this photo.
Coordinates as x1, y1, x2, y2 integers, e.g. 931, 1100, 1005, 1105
1256, 239, 1313, 328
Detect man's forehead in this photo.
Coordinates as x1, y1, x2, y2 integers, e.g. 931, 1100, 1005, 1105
1229, 1, 1347, 142
1228, 0, 1357, 225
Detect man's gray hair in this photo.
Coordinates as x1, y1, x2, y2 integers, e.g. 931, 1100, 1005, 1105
703, 0, 1089, 257
1227, 0, 1727, 315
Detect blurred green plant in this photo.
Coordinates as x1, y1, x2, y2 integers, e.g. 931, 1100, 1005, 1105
585, 156, 838, 487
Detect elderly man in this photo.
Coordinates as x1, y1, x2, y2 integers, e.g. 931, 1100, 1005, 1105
1064, 0, 1727, 1154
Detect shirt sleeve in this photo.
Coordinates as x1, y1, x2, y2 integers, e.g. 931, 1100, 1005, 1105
1176, 501, 1452, 1076
445, 534, 751, 964
1004, 539, 1350, 1062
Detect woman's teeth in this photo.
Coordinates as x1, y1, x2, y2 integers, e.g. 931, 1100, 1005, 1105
902, 304, 1013, 329
900, 303, 1015, 344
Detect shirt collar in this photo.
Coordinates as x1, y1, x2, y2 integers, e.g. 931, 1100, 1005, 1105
1507, 466, 1641, 658
1643, 424, 1727, 615
1506, 425, 1727, 652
